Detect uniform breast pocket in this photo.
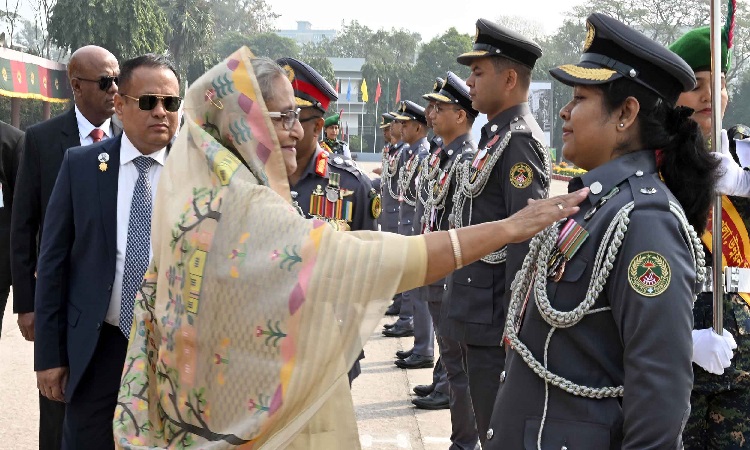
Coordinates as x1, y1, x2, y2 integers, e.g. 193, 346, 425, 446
546, 257, 589, 308
524, 417, 610, 449
385, 206, 399, 214
448, 264, 494, 324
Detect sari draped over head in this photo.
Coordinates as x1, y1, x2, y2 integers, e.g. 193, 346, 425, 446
113, 46, 427, 449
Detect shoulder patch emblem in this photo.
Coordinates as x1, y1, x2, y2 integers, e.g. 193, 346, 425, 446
628, 251, 671, 297
509, 162, 533, 189
371, 192, 382, 219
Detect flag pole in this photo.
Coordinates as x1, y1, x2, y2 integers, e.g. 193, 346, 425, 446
348, 77, 351, 146
710, 0, 724, 333
373, 99, 379, 153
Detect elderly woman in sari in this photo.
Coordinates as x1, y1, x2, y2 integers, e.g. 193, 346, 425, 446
113, 48, 586, 449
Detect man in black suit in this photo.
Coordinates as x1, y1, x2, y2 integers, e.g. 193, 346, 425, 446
34, 53, 180, 449
0, 120, 23, 335
10, 45, 120, 450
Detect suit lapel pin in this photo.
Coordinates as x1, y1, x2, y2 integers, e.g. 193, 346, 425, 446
98, 152, 109, 172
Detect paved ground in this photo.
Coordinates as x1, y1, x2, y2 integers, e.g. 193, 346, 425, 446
0, 178, 569, 449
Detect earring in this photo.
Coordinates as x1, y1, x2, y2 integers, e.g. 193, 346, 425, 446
619, 123, 625, 127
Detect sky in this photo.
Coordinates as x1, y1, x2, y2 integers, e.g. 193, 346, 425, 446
271, 0, 575, 42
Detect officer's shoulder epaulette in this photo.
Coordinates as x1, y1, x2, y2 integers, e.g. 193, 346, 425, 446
627, 172, 670, 212
459, 139, 476, 153
328, 154, 361, 176
509, 115, 533, 137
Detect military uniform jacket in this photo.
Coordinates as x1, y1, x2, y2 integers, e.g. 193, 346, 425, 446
488, 151, 698, 450
380, 141, 405, 233
417, 134, 475, 288
441, 104, 549, 346
398, 137, 429, 237
290, 145, 377, 232
321, 138, 348, 155
415, 135, 445, 238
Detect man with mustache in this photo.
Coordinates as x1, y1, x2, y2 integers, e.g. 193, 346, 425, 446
34, 54, 180, 449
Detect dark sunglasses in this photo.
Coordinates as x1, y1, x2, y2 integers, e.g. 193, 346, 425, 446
121, 94, 182, 112
76, 76, 118, 91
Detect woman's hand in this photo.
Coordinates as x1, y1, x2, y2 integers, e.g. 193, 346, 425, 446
502, 188, 589, 243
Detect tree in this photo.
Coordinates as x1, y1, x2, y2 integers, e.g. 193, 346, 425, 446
410, 28, 473, 103
21, 0, 60, 59
213, 32, 298, 62
322, 21, 374, 58
1, 0, 22, 48
160, 0, 213, 82
48, 0, 167, 61
209, 0, 278, 36
365, 28, 421, 65
494, 15, 546, 43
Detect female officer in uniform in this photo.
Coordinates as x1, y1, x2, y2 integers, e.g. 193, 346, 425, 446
485, 13, 720, 449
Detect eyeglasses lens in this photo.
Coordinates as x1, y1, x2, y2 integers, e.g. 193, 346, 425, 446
138, 95, 182, 112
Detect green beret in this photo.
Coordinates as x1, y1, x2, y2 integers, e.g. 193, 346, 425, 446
669, 26, 730, 73
323, 113, 340, 128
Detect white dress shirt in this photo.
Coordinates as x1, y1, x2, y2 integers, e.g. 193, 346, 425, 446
75, 105, 113, 146
104, 132, 166, 326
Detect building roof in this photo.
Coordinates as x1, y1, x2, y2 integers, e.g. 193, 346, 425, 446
328, 58, 366, 73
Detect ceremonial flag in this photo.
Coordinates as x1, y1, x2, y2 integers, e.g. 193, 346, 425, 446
361, 78, 368, 102
395, 79, 401, 104
346, 80, 351, 102
375, 78, 382, 103
335, 79, 340, 93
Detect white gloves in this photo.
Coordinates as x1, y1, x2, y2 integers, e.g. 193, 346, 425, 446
714, 129, 750, 197
692, 327, 738, 375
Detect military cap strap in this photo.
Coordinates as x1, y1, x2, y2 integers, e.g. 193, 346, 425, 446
580, 53, 638, 78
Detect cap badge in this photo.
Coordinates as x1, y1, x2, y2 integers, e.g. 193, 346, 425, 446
583, 21, 595, 52
474, 25, 480, 43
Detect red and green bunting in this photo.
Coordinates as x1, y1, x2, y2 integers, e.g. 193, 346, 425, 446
0, 57, 71, 103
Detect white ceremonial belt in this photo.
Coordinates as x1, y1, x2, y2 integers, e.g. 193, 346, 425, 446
725, 267, 750, 293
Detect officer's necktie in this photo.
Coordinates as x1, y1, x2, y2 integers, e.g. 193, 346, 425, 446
119, 156, 154, 337
89, 128, 105, 143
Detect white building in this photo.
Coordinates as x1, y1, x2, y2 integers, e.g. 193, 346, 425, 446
329, 57, 367, 140
277, 21, 336, 46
